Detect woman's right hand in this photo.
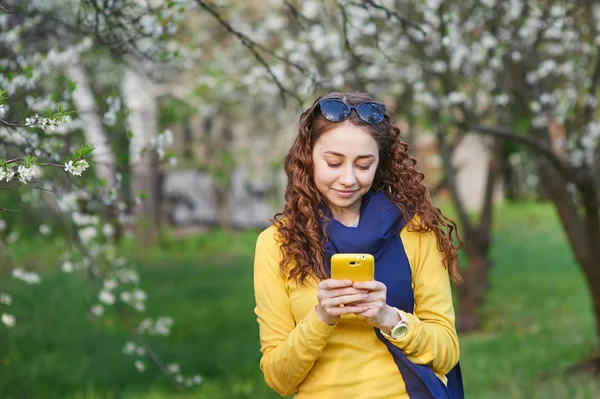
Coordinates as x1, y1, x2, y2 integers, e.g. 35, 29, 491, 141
315, 279, 369, 326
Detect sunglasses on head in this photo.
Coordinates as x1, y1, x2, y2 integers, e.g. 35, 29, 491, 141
318, 99, 386, 125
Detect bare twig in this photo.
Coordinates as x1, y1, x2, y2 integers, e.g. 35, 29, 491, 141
462, 123, 588, 185
0, 4, 13, 14
0, 207, 18, 213
117, 303, 183, 390
194, 0, 304, 105
0, 119, 28, 128
358, 0, 426, 36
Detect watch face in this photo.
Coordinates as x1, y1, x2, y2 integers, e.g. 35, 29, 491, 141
392, 324, 408, 339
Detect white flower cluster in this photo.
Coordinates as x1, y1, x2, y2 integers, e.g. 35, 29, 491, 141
0, 166, 15, 182
1, 313, 15, 328
64, 159, 89, 176
103, 96, 121, 126
0, 293, 11, 305
25, 114, 64, 130
119, 288, 147, 312
17, 164, 34, 184
12, 268, 41, 284
122, 339, 203, 383
153, 129, 174, 160
138, 316, 174, 336
0, 104, 6, 117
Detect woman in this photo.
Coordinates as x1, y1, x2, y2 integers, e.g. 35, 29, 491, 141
253, 91, 463, 398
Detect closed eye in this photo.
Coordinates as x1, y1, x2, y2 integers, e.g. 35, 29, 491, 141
327, 163, 341, 168
357, 165, 371, 170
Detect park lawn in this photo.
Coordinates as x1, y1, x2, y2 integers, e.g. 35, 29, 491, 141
0, 202, 598, 399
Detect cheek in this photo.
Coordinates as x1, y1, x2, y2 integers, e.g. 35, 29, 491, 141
358, 171, 376, 185
313, 163, 336, 185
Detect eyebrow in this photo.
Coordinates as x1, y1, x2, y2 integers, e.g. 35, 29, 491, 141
324, 151, 375, 160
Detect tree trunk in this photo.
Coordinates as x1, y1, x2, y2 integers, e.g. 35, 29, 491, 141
457, 239, 493, 332
67, 63, 118, 191
454, 139, 502, 332
67, 62, 121, 230
121, 67, 160, 244
536, 155, 600, 365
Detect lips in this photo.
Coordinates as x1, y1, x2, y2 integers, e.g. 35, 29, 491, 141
333, 189, 357, 198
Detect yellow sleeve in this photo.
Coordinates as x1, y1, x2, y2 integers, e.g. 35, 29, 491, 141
389, 227, 460, 376
253, 227, 336, 397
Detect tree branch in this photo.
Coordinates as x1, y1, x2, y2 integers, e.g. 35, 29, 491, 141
194, 0, 303, 105
0, 4, 13, 14
359, 0, 426, 36
461, 123, 586, 185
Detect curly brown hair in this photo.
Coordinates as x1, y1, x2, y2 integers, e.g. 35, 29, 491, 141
271, 91, 463, 285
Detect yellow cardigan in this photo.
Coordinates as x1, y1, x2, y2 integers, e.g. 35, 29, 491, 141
253, 222, 460, 398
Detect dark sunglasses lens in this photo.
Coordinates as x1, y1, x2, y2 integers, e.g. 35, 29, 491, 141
358, 102, 386, 124
320, 100, 349, 122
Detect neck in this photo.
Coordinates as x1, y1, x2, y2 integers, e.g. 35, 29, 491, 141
327, 198, 362, 227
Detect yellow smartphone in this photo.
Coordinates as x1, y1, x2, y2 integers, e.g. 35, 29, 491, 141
331, 254, 375, 282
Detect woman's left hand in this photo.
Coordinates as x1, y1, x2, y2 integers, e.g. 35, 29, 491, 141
352, 281, 400, 333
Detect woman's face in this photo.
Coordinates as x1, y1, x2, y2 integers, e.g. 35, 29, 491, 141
312, 121, 379, 218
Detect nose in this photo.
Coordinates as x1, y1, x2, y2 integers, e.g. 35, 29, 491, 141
338, 165, 357, 187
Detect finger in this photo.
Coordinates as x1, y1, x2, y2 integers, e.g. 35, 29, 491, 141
318, 287, 366, 302
328, 305, 369, 316
327, 287, 369, 298
353, 281, 385, 291
320, 279, 353, 290
323, 293, 368, 308
354, 307, 378, 318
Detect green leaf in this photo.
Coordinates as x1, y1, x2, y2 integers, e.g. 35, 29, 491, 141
67, 79, 77, 93
138, 190, 148, 200
127, 130, 134, 139
22, 65, 34, 79
6, 162, 17, 168
23, 155, 37, 168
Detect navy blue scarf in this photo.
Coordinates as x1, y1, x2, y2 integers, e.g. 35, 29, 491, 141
321, 189, 464, 399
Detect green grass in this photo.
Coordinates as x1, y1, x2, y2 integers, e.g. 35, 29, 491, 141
0, 202, 598, 398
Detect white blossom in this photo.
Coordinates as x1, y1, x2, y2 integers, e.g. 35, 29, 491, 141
103, 279, 118, 291
153, 316, 174, 336
99, 290, 116, 305
447, 92, 468, 105
102, 223, 115, 237
167, 362, 180, 374
123, 341, 136, 355
1, 313, 15, 328
0, 166, 15, 182
123, 341, 137, 355
38, 224, 51, 236
134, 360, 145, 372
61, 261, 74, 273
64, 159, 89, 176
91, 304, 104, 316
78, 225, 98, 244
133, 288, 147, 302
120, 291, 133, 303
12, 268, 41, 284
6, 231, 19, 244
0, 293, 12, 305
0, 219, 6, 232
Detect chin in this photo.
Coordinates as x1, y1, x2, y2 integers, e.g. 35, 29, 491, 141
326, 191, 363, 208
